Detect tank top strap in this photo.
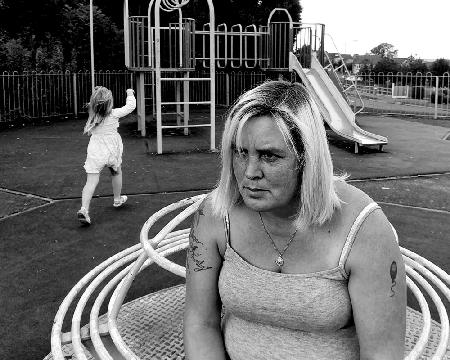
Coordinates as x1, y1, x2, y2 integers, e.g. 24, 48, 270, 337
223, 211, 231, 248
338, 202, 381, 269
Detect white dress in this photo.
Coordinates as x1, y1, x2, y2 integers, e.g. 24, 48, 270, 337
83, 94, 136, 174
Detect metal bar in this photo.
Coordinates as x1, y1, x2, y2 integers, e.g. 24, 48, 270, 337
160, 77, 210, 81
161, 124, 211, 129
435, 76, 439, 120
183, 71, 189, 135
161, 101, 211, 105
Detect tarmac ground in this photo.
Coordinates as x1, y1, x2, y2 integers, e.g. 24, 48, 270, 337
0, 110, 449, 360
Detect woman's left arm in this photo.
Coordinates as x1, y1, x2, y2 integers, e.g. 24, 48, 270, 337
347, 209, 406, 360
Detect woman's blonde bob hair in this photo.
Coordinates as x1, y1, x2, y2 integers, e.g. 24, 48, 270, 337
210, 80, 345, 230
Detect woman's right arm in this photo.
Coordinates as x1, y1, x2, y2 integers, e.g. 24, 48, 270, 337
183, 199, 227, 360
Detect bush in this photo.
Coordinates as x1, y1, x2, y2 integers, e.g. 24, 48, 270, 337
430, 89, 449, 104
410, 86, 425, 100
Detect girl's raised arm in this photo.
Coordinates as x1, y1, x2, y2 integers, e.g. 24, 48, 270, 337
114, 89, 136, 118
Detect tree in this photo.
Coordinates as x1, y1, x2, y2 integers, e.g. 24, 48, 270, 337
370, 43, 398, 59
0, 0, 302, 72
373, 57, 400, 74
182, 0, 301, 26
0, 38, 31, 72
59, 3, 123, 71
359, 59, 373, 73
35, 41, 65, 72
430, 58, 450, 76
401, 55, 428, 74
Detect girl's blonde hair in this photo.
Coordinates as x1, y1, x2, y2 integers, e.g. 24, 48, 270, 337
84, 86, 114, 134
211, 80, 346, 230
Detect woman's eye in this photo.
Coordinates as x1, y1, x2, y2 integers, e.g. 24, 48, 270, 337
261, 153, 278, 161
233, 148, 247, 159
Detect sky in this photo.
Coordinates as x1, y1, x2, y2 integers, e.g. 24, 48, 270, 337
300, 0, 450, 60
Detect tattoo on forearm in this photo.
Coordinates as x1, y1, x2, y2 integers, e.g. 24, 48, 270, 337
186, 207, 211, 273
389, 261, 397, 297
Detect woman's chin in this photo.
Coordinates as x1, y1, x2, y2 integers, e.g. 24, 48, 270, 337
241, 196, 270, 212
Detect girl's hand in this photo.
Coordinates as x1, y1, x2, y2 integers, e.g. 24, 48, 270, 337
126, 89, 135, 96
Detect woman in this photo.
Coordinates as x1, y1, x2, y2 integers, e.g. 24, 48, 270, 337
184, 81, 406, 359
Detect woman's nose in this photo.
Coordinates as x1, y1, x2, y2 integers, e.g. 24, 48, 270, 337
244, 156, 262, 179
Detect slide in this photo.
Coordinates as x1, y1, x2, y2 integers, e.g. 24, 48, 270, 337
289, 53, 387, 153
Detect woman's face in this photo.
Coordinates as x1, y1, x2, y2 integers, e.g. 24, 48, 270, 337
233, 115, 300, 216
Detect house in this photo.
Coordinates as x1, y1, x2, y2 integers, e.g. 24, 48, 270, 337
352, 54, 381, 74
327, 52, 353, 73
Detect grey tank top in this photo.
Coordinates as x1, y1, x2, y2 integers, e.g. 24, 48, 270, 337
218, 203, 380, 360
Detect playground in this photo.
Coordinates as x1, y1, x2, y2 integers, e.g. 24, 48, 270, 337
0, 110, 449, 359
0, 0, 450, 358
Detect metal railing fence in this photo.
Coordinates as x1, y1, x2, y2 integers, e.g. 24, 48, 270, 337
0, 71, 133, 123
1, 70, 449, 124
347, 72, 450, 118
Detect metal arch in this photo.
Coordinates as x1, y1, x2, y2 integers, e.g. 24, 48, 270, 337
160, 0, 189, 12
230, 24, 243, 68
267, 7, 293, 27
244, 24, 258, 69
216, 23, 228, 69
153, 0, 216, 153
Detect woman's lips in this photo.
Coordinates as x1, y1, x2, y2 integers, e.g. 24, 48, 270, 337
244, 186, 266, 192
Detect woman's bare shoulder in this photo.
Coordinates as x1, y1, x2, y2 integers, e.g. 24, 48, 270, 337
335, 180, 375, 212
335, 182, 399, 273
193, 194, 228, 254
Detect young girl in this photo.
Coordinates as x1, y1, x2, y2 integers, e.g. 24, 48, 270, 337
77, 86, 136, 225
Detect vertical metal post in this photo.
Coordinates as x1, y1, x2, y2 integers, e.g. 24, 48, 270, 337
434, 76, 439, 120
124, 0, 130, 67
183, 71, 190, 135
155, 1, 163, 153
136, 73, 142, 131
73, 73, 78, 118
176, 81, 181, 126
207, 0, 215, 150
90, 0, 95, 92
225, 73, 230, 105
139, 72, 146, 136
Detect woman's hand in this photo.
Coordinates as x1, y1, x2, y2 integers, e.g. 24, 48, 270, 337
126, 88, 135, 96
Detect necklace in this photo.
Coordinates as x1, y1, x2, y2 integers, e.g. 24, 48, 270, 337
258, 212, 298, 268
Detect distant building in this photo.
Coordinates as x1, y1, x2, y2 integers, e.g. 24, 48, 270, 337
327, 52, 353, 73
352, 54, 381, 74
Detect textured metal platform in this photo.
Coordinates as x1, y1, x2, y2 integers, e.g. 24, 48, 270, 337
44, 284, 450, 360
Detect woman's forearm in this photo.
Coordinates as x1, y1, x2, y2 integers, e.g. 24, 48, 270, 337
184, 324, 228, 360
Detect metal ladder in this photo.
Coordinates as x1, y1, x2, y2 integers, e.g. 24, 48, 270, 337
323, 34, 364, 115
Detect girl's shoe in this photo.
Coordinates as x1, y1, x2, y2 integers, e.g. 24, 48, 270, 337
77, 207, 91, 225
113, 195, 128, 208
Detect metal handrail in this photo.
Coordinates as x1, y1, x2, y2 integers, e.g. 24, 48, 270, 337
324, 34, 364, 115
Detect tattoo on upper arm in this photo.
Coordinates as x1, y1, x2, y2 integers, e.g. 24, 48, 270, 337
389, 261, 398, 297
186, 206, 212, 273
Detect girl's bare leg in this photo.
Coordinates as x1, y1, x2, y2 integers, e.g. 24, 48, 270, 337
81, 173, 100, 211
110, 166, 122, 201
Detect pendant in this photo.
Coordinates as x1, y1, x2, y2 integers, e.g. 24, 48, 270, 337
275, 255, 284, 267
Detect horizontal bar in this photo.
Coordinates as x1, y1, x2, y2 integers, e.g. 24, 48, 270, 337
161, 101, 211, 105
162, 124, 212, 129
161, 112, 183, 116
160, 78, 211, 81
